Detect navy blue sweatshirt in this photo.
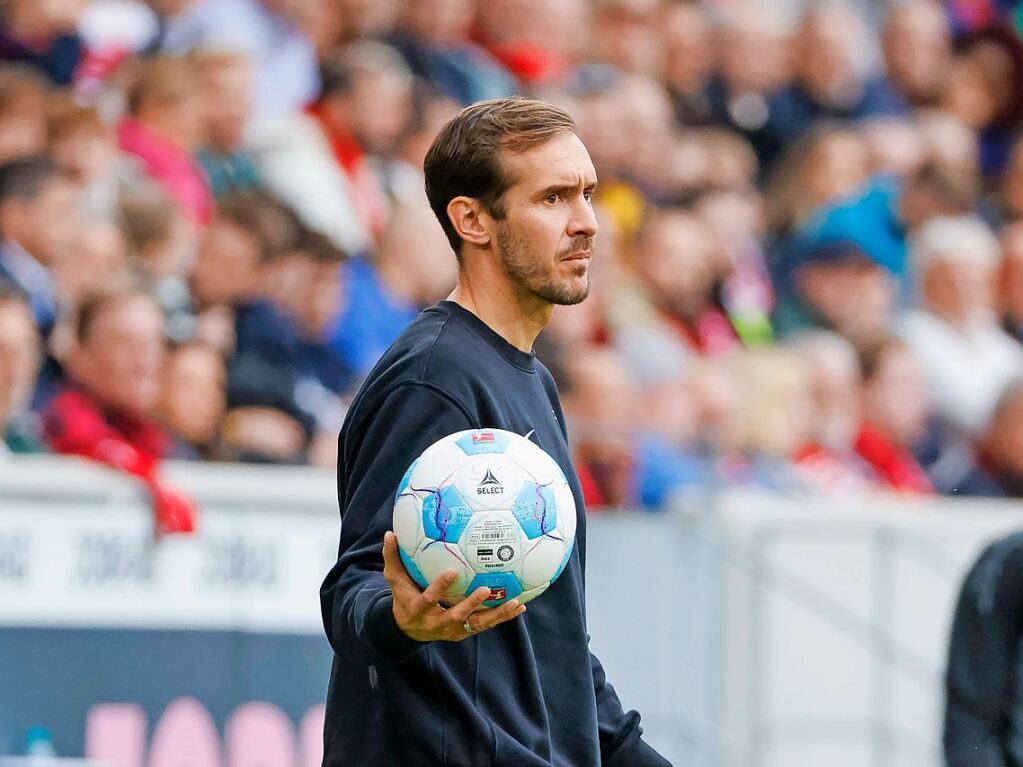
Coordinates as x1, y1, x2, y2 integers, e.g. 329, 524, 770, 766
320, 301, 669, 766
945, 530, 1023, 766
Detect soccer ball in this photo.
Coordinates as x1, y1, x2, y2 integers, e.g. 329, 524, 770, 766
392, 428, 577, 607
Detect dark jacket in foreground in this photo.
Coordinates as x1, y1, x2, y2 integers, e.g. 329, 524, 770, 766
320, 300, 669, 766
945, 530, 1023, 766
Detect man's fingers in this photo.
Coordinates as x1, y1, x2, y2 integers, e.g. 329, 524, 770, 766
416, 570, 458, 614
473, 599, 526, 632
447, 586, 491, 622
381, 531, 403, 582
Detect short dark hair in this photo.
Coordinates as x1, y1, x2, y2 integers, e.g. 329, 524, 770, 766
215, 192, 303, 263
0, 155, 60, 204
75, 289, 158, 345
423, 97, 576, 259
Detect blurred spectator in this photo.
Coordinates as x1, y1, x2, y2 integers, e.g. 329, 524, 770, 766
53, 215, 130, 308
120, 181, 196, 341
476, 0, 588, 86
43, 289, 196, 533
0, 288, 42, 452
329, 197, 456, 376
119, 55, 212, 225
880, 0, 952, 111
768, 5, 890, 146
788, 331, 881, 494
46, 94, 139, 218
590, 0, 659, 78
995, 132, 1023, 224
395, 0, 516, 104
0, 0, 86, 86
610, 207, 738, 382
309, 43, 414, 236
0, 155, 79, 337
901, 215, 1023, 434
765, 124, 871, 245
725, 346, 813, 493
706, 2, 794, 169
968, 379, 1023, 496
562, 346, 639, 509
773, 240, 897, 345
799, 161, 977, 289
660, 0, 715, 126
156, 0, 319, 118
854, 335, 934, 493
0, 64, 49, 163
859, 116, 926, 177
193, 48, 261, 197
942, 26, 1023, 175
160, 339, 225, 458
1000, 221, 1023, 341
335, 0, 401, 41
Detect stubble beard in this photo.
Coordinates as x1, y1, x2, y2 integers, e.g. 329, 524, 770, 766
495, 223, 591, 306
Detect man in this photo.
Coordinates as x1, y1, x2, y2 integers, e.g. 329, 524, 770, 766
0, 155, 78, 337
900, 215, 1023, 435
42, 290, 195, 534
320, 98, 669, 766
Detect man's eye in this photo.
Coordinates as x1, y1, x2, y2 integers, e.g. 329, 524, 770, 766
583, 189, 594, 202
545, 194, 560, 204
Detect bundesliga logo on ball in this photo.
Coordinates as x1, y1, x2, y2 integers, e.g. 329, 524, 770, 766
392, 428, 577, 608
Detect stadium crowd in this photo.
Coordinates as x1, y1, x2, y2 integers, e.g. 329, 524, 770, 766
2, 0, 1023, 529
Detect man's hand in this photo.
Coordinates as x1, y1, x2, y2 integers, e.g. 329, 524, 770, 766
382, 531, 526, 642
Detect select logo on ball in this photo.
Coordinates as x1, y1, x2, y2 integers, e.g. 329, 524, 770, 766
476, 469, 504, 495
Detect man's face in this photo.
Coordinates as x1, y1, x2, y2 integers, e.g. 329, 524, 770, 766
75, 296, 165, 415
883, 2, 950, 102
637, 213, 717, 319
863, 345, 929, 446
191, 219, 262, 307
202, 61, 253, 153
488, 132, 598, 307
3, 177, 80, 266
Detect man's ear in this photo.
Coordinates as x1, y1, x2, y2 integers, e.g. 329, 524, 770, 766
447, 196, 491, 248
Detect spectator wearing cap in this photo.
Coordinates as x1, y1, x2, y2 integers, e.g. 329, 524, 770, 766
43, 290, 196, 534
798, 161, 977, 293
118, 55, 212, 226
0, 0, 85, 86
773, 240, 897, 345
0, 288, 42, 453
193, 49, 261, 197
0, 155, 78, 338
900, 215, 1023, 434
854, 336, 934, 494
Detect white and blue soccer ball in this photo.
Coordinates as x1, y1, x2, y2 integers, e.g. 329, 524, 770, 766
392, 428, 577, 608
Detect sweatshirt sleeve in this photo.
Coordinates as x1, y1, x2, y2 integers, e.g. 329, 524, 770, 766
944, 537, 1023, 767
320, 381, 473, 666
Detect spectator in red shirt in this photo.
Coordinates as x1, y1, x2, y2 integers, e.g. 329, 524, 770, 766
43, 289, 195, 534
854, 335, 935, 494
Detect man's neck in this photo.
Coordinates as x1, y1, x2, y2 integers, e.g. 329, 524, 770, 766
448, 265, 552, 353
